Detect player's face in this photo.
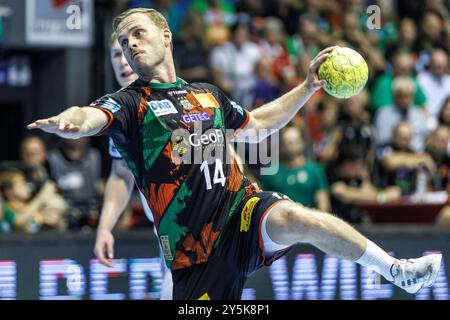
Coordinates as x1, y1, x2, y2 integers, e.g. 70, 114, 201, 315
110, 39, 137, 87
117, 13, 171, 77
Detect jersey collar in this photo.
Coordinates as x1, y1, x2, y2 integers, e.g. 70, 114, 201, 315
137, 77, 185, 89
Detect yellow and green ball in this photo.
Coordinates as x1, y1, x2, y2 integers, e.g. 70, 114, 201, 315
318, 47, 368, 99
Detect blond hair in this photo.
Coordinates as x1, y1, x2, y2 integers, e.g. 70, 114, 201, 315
112, 8, 169, 32
0, 169, 25, 196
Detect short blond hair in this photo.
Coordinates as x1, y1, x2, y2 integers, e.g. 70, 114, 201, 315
112, 8, 169, 32
109, 31, 117, 48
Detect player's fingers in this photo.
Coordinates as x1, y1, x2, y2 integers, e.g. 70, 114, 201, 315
318, 79, 327, 87
48, 117, 61, 125
27, 119, 50, 129
107, 241, 114, 260
95, 243, 113, 267
58, 120, 67, 131
27, 122, 41, 129
310, 53, 330, 73
317, 45, 339, 57
66, 124, 81, 132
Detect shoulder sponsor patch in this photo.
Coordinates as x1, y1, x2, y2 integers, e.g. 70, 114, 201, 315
148, 99, 178, 116
192, 93, 219, 108
230, 100, 244, 116
90, 97, 122, 114
240, 197, 260, 232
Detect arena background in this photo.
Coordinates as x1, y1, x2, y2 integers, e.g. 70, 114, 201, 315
2, 0, 450, 301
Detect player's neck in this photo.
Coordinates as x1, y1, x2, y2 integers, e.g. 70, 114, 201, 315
139, 56, 177, 84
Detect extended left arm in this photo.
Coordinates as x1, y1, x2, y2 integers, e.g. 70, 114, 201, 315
233, 46, 337, 143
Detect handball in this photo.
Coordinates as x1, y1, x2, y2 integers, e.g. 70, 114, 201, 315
318, 47, 368, 99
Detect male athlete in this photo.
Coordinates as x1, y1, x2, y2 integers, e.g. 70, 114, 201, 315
97, 33, 172, 299
28, 8, 442, 299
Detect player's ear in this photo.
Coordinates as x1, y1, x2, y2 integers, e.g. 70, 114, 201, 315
163, 28, 172, 48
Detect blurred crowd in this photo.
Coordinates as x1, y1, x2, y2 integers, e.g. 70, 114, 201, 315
3, 0, 450, 233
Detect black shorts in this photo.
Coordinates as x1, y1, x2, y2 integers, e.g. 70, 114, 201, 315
171, 191, 292, 300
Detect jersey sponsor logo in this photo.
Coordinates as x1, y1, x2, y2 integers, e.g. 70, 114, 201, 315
189, 129, 224, 147
240, 197, 260, 232
91, 97, 121, 114
160, 235, 173, 261
192, 93, 219, 108
230, 100, 244, 116
148, 99, 178, 116
182, 112, 210, 124
108, 137, 122, 159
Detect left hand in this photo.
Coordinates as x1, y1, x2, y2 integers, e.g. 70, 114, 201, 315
306, 46, 339, 92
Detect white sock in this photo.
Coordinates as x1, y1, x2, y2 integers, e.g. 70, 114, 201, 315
355, 239, 395, 281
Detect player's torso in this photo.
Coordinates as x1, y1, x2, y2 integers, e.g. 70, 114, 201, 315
117, 80, 247, 270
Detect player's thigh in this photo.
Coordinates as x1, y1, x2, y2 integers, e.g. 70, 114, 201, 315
265, 200, 324, 244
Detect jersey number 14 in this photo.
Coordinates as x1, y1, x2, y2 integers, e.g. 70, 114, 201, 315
200, 159, 226, 190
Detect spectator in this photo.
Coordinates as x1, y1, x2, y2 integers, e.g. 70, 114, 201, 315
47, 138, 104, 230
287, 15, 321, 64
425, 126, 450, 190
257, 125, 331, 212
20, 136, 51, 197
416, 11, 450, 72
417, 48, 450, 118
0, 194, 7, 233
374, 76, 436, 151
258, 17, 294, 83
210, 18, 261, 106
371, 0, 399, 53
0, 170, 67, 233
371, 52, 427, 111
311, 98, 340, 164
376, 122, 436, 195
437, 96, 450, 157
336, 91, 377, 169
438, 96, 450, 128
266, 0, 302, 36
173, 10, 212, 83
340, 12, 385, 75
385, 18, 420, 62
252, 57, 281, 109
327, 145, 401, 224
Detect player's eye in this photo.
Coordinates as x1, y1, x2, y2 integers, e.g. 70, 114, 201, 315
121, 39, 128, 47
135, 30, 144, 37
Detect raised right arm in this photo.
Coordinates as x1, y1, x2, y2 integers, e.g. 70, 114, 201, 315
27, 106, 108, 139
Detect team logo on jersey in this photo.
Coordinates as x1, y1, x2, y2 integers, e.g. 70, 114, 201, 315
182, 112, 210, 124
148, 99, 178, 116
240, 197, 260, 232
192, 93, 219, 108
180, 99, 193, 110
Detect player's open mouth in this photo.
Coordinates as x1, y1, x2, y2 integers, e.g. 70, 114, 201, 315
121, 70, 134, 78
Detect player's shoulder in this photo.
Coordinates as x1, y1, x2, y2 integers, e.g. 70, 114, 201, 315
187, 81, 220, 93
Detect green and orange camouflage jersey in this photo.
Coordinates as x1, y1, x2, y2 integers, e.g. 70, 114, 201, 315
90, 77, 253, 270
